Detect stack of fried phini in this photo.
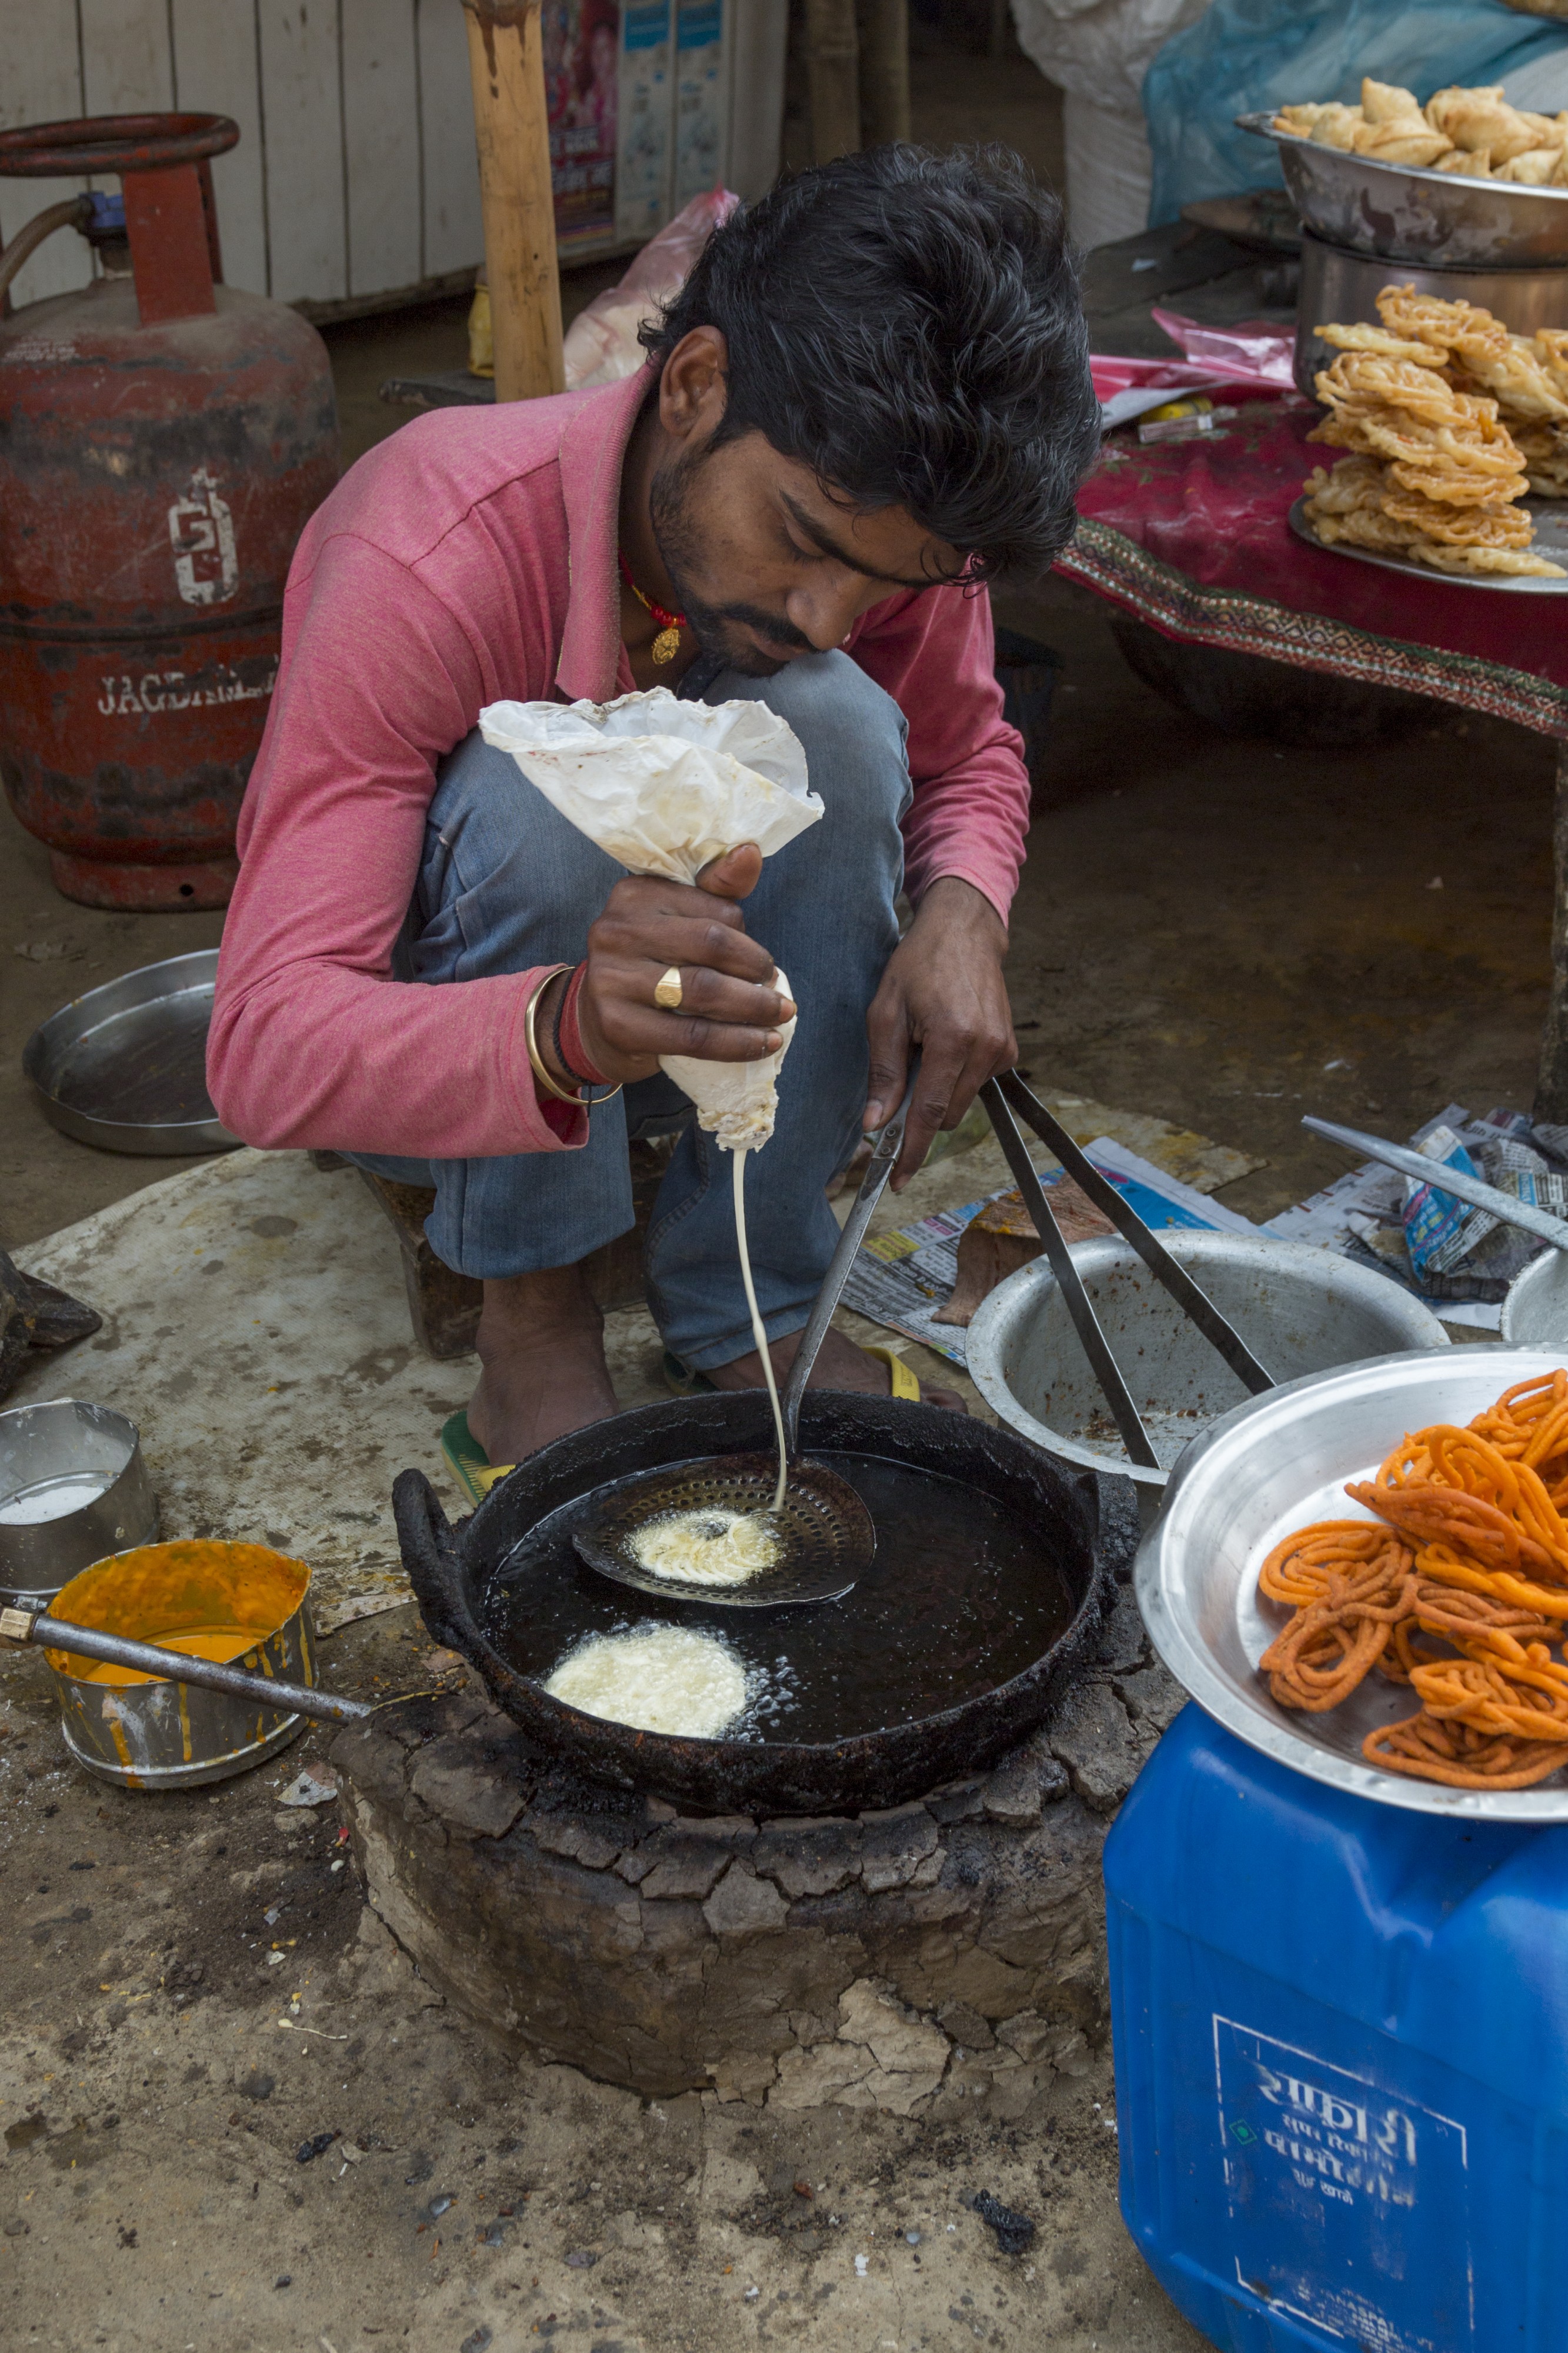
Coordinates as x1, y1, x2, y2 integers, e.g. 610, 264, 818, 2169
1302, 285, 1568, 578
1260, 1371, 1568, 1789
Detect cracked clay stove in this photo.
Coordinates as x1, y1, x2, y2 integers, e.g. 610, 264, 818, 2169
332, 1398, 1176, 2115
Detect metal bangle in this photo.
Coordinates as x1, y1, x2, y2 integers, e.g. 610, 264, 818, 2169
524, 965, 587, 1106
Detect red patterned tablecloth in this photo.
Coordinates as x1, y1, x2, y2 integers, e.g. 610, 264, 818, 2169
1062, 398, 1568, 738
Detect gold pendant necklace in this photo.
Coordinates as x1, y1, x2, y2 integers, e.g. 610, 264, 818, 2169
618, 549, 686, 666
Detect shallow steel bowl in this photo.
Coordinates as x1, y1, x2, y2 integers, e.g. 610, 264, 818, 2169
965, 1231, 1448, 1499
1501, 1248, 1568, 1345
0, 1399, 158, 1608
23, 948, 240, 1155
1138, 1345, 1568, 1821
1239, 112, 1568, 268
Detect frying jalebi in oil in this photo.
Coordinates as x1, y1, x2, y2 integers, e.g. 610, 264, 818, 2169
1255, 1371, 1568, 1788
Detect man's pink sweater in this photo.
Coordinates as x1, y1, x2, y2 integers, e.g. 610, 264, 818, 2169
208, 365, 1030, 1159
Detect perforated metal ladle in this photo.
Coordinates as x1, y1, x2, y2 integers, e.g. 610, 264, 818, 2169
571, 1080, 918, 1609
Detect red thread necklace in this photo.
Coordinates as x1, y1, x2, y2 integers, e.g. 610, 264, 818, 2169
617, 549, 686, 665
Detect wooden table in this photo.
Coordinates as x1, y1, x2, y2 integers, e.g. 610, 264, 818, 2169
1073, 221, 1568, 1118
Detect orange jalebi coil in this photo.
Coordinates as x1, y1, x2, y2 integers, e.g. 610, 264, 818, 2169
1362, 1712, 1568, 1790
1256, 1374, 1568, 1789
1259, 1567, 1417, 1711
1256, 1524, 1416, 1710
1381, 1579, 1560, 1681
1468, 1369, 1568, 1508
1258, 1521, 1413, 1607
1348, 1424, 1568, 1581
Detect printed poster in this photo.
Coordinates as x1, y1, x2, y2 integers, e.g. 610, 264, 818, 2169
545, 0, 621, 248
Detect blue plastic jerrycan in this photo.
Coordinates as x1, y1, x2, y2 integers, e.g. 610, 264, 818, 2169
1105, 1702, 1568, 2353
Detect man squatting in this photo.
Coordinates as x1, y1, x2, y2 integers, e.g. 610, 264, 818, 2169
209, 147, 1100, 1472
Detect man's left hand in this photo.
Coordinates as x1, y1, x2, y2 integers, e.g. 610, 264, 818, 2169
862, 876, 1016, 1187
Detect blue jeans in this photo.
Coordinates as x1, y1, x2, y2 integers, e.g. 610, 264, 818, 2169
353, 652, 910, 1371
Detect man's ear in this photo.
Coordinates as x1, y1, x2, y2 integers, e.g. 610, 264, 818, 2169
658, 326, 730, 446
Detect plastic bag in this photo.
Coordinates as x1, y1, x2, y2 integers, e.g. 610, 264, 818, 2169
478, 688, 822, 1147
563, 188, 740, 392
1148, 308, 1297, 389
1010, 0, 1213, 114
1142, 0, 1568, 226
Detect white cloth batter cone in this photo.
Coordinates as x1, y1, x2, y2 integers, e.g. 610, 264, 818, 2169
478, 688, 819, 1149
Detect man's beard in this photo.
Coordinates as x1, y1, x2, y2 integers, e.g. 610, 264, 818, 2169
648, 445, 816, 678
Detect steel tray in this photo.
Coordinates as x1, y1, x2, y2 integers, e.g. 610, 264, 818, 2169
1138, 1345, 1568, 1821
23, 948, 241, 1155
1289, 494, 1568, 593
1239, 112, 1568, 268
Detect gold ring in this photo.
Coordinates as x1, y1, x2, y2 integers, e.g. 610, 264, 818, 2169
653, 965, 683, 1011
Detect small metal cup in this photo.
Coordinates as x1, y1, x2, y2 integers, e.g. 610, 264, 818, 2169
0, 1399, 158, 1608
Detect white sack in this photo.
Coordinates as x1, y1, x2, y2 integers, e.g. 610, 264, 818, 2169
1009, 0, 1213, 116
1063, 91, 1155, 248
478, 688, 821, 1148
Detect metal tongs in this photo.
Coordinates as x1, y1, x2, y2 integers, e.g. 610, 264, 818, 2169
979, 1071, 1275, 1474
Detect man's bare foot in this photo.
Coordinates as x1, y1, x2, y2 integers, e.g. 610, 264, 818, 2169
705, 1323, 966, 1413
466, 1265, 619, 1464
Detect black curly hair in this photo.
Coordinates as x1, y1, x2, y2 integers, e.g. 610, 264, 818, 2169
640, 144, 1099, 584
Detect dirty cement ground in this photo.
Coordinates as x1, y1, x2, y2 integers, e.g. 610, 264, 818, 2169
1, 27, 1559, 2347
1, 603, 1554, 2353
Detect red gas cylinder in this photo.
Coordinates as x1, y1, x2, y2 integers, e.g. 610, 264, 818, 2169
0, 115, 338, 909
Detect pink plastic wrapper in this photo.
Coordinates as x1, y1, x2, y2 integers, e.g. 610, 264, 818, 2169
563, 189, 741, 391
1147, 308, 1297, 390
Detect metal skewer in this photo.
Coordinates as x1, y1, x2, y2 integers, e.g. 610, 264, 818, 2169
780, 1069, 916, 1453
1302, 1114, 1568, 1252
0, 1603, 372, 1725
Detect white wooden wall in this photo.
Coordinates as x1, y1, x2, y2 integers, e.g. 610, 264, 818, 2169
0, 0, 482, 312
1, 0, 785, 318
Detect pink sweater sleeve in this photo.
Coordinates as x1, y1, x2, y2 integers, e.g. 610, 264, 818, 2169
849, 584, 1030, 926
208, 533, 586, 1158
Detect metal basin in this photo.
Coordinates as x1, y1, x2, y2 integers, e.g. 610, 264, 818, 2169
1240, 111, 1568, 267
0, 1398, 158, 1609
1501, 1247, 1568, 1345
43, 1539, 315, 1788
22, 948, 240, 1154
1138, 1344, 1568, 1821
965, 1231, 1449, 1499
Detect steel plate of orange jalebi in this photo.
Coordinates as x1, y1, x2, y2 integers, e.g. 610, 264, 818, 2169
1258, 1369, 1568, 1788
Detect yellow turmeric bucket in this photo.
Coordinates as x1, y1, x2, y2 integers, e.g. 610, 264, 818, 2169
44, 1539, 315, 1788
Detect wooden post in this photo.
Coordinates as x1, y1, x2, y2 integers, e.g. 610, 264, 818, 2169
805, 0, 862, 165
462, 0, 565, 402
1537, 739, 1568, 1121
858, 0, 910, 146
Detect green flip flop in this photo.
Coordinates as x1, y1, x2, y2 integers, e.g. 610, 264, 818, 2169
439, 1408, 515, 1511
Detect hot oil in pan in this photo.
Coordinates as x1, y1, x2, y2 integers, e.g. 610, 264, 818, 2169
482, 1452, 1075, 1742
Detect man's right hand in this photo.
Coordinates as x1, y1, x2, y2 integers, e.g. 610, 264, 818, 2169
538, 843, 793, 1091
